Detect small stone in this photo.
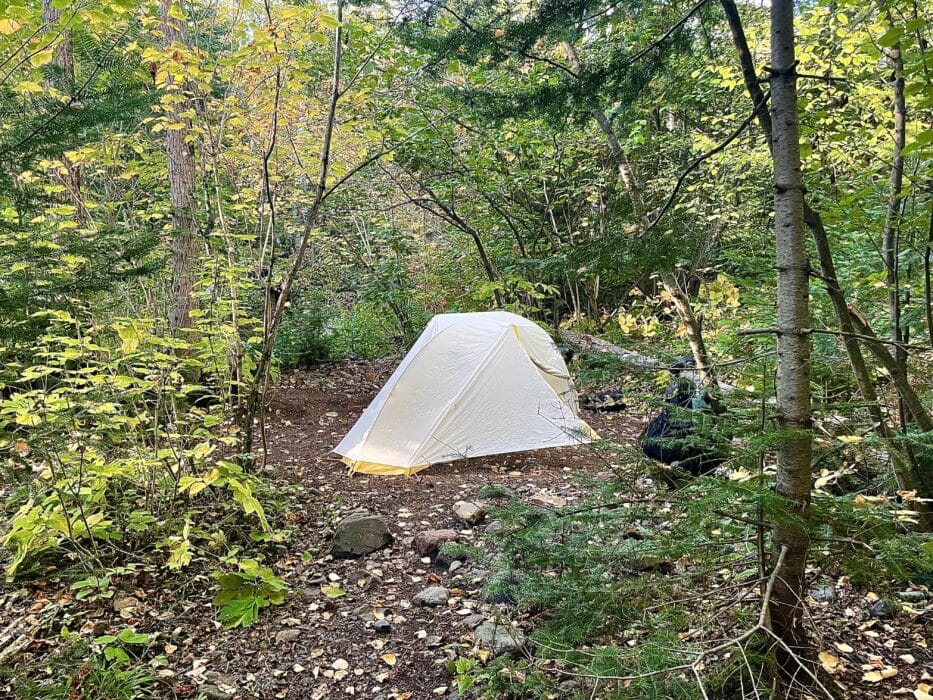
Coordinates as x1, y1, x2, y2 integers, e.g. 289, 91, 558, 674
412, 529, 460, 557
331, 513, 393, 558
896, 590, 927, 602
413, 586, 449, 607
199, 684, 234, 700
809, 583, 837, 603
483, 520, 505, 536
528, 493, 567, 509
460, 614, 485, 629
448, 560, 463, 574
453, 501, 487, 526
425, 635, 443, 647
474, 621, 524, 656
351, 604, 375, 622
275, 628, 302, 645
374, 619, 392, 634
870, 599, 897, 619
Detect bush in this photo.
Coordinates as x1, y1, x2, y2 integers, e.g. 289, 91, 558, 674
274, 293, 333, 369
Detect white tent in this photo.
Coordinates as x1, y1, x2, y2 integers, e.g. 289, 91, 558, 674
334, 311, 597, 475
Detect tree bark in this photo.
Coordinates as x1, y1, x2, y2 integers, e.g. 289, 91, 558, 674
769, 0, 814, 680
721, 0, 932, 527
925, 196, 933, 349
161, 0, 201, 331
882, 37, 909, 429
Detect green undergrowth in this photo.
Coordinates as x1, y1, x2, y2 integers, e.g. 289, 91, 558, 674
461, 459, 932, 699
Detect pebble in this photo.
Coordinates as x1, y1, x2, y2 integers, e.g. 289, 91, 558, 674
374, 619, 392, 634
870, 599, 898, 619
413, 586, 450, 607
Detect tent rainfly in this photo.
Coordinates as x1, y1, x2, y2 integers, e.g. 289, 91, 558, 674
334, 311, 597, 475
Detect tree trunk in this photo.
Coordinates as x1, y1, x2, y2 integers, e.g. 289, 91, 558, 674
925, 196, 933, 349
721, 0, 932, 528
659, 271, 716, 385
882, 38, 908, 428
161, 0, 201, 331
769, 0, 814, 681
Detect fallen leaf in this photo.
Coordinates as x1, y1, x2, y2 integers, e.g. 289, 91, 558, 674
834, 642, 854, 653
819, 651, 840, 673
863, 668, 898, 683
381, 653, 397, 666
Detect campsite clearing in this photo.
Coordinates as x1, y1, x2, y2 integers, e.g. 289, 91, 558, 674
2, 361, 928, 699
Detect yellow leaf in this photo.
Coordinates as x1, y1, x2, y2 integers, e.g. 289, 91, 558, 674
835, 642, 854, 653
838, 434, 863, 444
0, 19, 22, 34
863, 668, 898, 683
30, 47, 54, 67
381, 653, 397, 666
819, 651, 840, 672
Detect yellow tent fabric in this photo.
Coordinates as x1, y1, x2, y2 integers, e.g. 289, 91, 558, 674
334, 312, 597, 475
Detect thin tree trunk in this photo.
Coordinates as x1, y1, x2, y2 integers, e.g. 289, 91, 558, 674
882, 37, 908, 428
925, 197, 933, 349
769, 0, 814, 681
721, 0, 932, 528
239, 0, 344, 455
161, 0, 201, 331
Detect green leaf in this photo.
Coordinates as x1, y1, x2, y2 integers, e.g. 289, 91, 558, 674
877, 27, 904, 47
117, 629, 150, 644
318, 13, 341, 29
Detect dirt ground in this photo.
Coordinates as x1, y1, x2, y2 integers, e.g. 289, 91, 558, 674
1, 359, 930, 699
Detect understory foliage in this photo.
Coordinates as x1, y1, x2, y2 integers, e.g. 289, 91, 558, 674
466, 461, 932, 699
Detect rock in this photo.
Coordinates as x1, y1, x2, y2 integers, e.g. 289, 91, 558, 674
425, 634, 443, 647
413, 586, 449, 607
199, 684, 234, 700
448, 560, 463, 574
474, 621, 524, 656
870, 599, 898, 619
275, 628, 302, 645
897, 590, 928, 602
528, 493, 567, 509
112, 595, 140, 615
461, 614, 486, 629
374, 619, 392, 634
351, 604, 375, 622
331, 513, 393, 558
200, 673, 237, 700
453, 500, 487, 526
809, 583, 837, 603
412, 529, 460, 557
478, 484, 517, 500
483, 520, 505, 536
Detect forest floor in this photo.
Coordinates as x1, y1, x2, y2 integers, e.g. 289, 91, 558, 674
1, 359, 931, 699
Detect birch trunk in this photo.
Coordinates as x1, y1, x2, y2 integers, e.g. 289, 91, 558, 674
721, 0, 932, 528
769, 0, 814, 679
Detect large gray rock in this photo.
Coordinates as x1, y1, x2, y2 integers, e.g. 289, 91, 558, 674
474, 621, 524, 656
453, 500, 487, 526
331, 513, 393, 558
413, 586, 449, 607
412, 529, 460, 557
